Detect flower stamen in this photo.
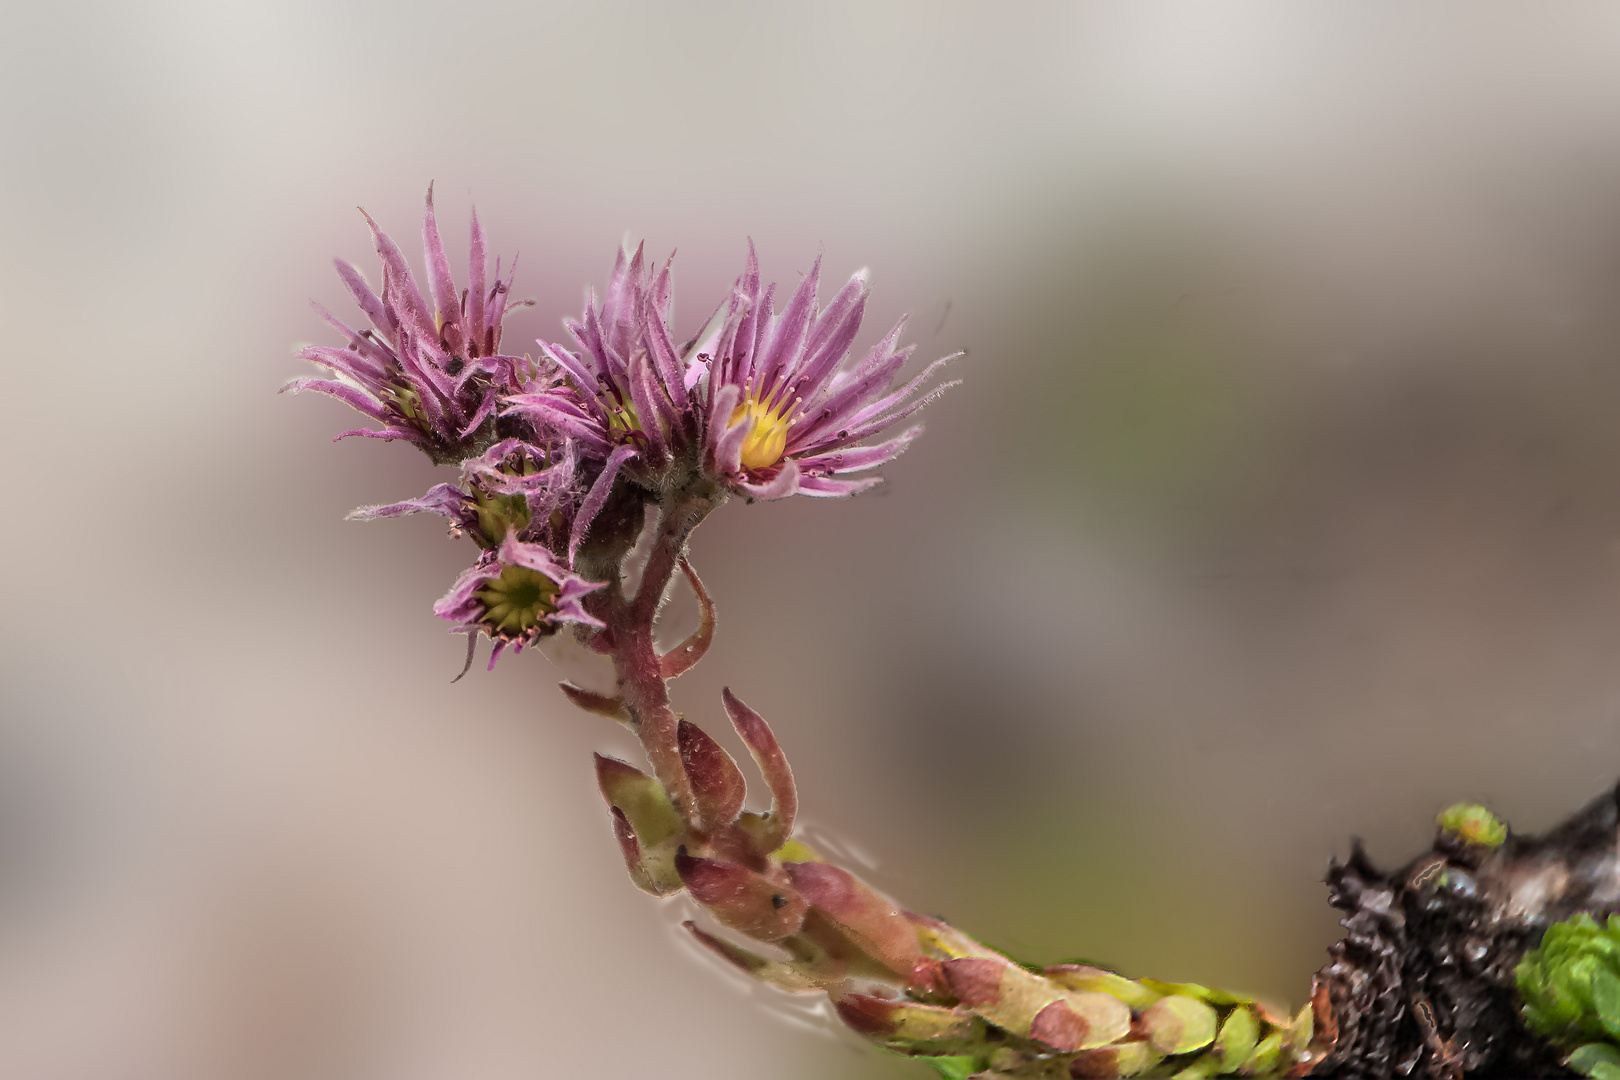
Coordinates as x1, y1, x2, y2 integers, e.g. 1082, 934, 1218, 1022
731, 393, 795, 471
474, 564, 560, 636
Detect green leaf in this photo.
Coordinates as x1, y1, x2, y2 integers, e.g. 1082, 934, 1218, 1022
1595, 969, 1620, 1040
1215, 1006, 1259, 1072
921, 1055, 982, 1080
1570, 1043, 1620, 1080
1436, 802, 1507, 847
1247, 1032, 1284, 1076
1145, 995, 1219, 1055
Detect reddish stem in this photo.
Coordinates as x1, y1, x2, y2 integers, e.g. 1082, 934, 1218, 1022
607, 489, 719, 826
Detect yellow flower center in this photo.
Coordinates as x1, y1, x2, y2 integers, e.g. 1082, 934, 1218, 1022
731, 396, 793, 471
475, 565, 559, 636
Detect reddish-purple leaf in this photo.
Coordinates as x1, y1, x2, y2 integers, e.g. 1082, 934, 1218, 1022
721, 688, 797, 850
678, 720, 747, 829
675, 851, 807, 942
785, 861, 922, 978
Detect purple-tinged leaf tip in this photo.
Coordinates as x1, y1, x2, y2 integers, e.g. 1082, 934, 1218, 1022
559, 682, 629, 723
1028, 999, 1089, 1053
660, 557, 715, 679
833, 994, 981, 1048
944, 957, 1005, 1008
681, 921, 820, 993
677, 720, 747, 831
721, 688, 796, 851
593, 753, 682, 849
609, 806, 659, 894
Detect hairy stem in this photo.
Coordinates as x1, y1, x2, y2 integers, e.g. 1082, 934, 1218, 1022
609, 485, 721, 827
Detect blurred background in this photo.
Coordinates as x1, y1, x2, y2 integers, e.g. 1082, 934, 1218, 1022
7, 2, 1620, 1077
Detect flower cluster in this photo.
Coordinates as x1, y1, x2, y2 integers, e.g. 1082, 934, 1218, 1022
290, 189, 957, 664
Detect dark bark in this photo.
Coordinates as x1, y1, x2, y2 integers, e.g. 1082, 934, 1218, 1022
1315, 783, 1620, 1079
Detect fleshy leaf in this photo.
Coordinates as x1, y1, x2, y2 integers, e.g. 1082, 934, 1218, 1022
1214, 1006, 1259, 1072
682, 920, 820, 993
1144, 995, 1218, 1056
1046, 964, 1163, 1010
1437, 802, 1508, 848
938, 955, 1129, 1051
833, 994, 983, 1054
676, 851, 807, 942
920, 1056, 982, 1080
722, 687, 797, 851
559, 682, 629, 723
593, 754, 682, 847
608, 806, 657, 894
1247, 1032, 1284, 1076
660, 558, 715, 678
1596, 968, 1620, 1041
1571, 1043, 1620, 1080
785, 861, 923, 980
677, 720, 747, 829
1070, 1041, 1165, 1079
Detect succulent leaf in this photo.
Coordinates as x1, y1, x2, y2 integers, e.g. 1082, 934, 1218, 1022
1145, 995, 1219, 1055
833, 994, 984, 1054
784, 861, 924, 979
1214, 1005, 1258, 1072
1519, 912, 1620, 1048
676, 719, 747, 829
1046, 964, 1164, 1009
1070, 1040, 1166, 1078
676, 851, 808, 941
1570, 1042, 1620, 1080
919, 1056, 982, 1080
1436, 801, 1508, 848
1247, 1031, 1285, 1075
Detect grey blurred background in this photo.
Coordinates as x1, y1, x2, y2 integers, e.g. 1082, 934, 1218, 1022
7, 2, 1620, 1077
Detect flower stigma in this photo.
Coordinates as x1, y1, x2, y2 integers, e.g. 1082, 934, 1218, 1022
731, 396, 794, 471
474, 564, 560, 636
